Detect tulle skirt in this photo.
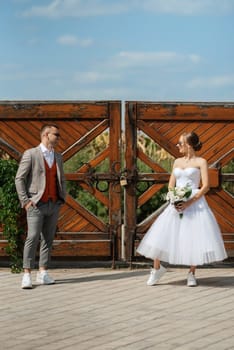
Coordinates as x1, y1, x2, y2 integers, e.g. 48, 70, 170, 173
137, 191, 227, 266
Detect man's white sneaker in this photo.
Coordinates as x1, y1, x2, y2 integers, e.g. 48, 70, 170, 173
21, 273, 32, 289
147, 265, 167, 286
36, 271, 55, 285
187, 272, 197, 287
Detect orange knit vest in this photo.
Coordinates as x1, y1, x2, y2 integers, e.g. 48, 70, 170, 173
40, 159, 58, 202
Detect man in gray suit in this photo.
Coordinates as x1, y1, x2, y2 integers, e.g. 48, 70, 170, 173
15, 124, 66, 289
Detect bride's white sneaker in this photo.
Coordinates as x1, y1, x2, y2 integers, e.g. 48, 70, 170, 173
187, 272, 197, 287
147, 265, 167, 286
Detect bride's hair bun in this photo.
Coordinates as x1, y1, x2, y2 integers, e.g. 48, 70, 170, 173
185, 132, 202, 151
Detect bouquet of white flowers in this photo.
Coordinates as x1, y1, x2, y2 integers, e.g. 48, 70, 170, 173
166, 185, 192, 218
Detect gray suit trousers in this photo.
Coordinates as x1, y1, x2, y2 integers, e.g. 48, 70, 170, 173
23, 200, 61, 269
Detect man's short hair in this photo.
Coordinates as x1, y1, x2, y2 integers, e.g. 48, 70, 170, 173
40, 124, 59, 136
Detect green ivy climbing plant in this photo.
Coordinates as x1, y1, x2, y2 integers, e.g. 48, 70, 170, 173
0, 159, 24, 273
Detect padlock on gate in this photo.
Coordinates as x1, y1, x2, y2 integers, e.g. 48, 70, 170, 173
120, 175, 128, 187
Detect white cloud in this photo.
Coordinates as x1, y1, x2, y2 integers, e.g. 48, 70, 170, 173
69, 51, 202, 89
65, 86, 132, 100
0, 66, 65, 82
57, 35, 93, 47
22, 0, 61, 17
187, 75, 234, 88
12, 0, 31, 3
73, 71, 120, 83
65, 51, 201, 90
140, 0, 234, 15
27, 38, 40, 46
110, 51, 201, 69
22, 0, 128, 18
21, 0, 234, 18
188, 55, 201, 64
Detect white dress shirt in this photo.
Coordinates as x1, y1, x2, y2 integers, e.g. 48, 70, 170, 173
40, 143, 54, 168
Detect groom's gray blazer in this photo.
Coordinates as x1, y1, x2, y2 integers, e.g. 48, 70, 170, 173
15, 145, 66, 208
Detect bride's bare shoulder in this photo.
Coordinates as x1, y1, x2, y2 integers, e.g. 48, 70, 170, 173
173, 157, 184, 167
196, 157, 207, 166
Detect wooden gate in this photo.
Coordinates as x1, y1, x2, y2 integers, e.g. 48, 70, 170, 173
0, 101, 233, 265
124, 102, 234, 263
0, 101, 122, 266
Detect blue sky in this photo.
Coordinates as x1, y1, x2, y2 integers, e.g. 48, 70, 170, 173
1, 0, 234, 102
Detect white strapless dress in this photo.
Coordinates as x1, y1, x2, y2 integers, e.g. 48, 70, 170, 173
137, 167, 227, 266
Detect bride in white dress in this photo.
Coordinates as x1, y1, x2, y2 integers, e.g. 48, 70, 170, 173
137, 132, 227, 287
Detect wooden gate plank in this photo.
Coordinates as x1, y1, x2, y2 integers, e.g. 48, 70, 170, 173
0, 101, 109, 119
138, 103, 234, 121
